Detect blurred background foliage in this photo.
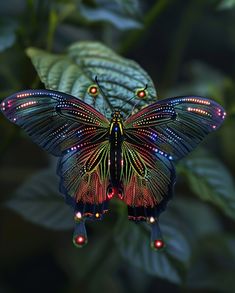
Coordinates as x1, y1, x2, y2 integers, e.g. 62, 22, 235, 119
0, 0, 235, 292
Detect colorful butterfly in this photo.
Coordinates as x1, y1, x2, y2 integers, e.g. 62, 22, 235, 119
0, 85, 226, 250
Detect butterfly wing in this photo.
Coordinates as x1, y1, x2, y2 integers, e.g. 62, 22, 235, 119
1, 89, 109, 156
1, 89, 110, 213
122, 141, 175, 220
123, 96, 226, 219
124, 96, 226, 160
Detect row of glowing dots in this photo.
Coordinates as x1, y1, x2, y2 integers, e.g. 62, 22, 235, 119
144, 143, 173, 160
138, 106, 174, 118
217, 108, 226, 119
165, 127, 182, 141
187, 107, 211, 117
73, 212, 165, 250
67, 141, 90, 152
1, 90, 65, 111
172, 97, 211, 105
127, 150, 145, 175
57, 103, 100, 124
74, 211, 102, 221
75, 212, 159, 223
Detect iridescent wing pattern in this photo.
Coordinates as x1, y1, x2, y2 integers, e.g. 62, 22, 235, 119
124, 96, 226, 160
1, 89, 226, 250
0, 89, 110, 247
122, 96, 226, 248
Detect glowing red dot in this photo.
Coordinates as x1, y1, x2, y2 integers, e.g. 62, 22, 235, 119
89, 86, 98, 95
154, 239, 164, 250
74, 235, 86, 246
137, 90, 146, 99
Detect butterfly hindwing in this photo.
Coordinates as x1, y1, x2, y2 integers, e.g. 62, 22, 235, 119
124, 96, 226, 160
58, 141, 110, 209
121, 141, 175, 218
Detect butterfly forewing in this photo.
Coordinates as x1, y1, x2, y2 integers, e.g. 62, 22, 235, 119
1, 90, 109, 156
124, 96, 226, 161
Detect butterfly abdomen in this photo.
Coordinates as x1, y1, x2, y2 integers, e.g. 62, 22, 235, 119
108, 112, 124, 198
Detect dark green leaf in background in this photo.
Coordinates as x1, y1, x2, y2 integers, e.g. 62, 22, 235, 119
114, 210, 191, 284
178, 150, 235, 221
0, 19, 17, 52
77, 0, 142, 30
218, 0, 235, 9
186, 235, 235, 292
5, 168, 74, 230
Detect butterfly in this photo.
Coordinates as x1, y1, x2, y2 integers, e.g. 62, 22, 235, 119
0, 85, 226, 250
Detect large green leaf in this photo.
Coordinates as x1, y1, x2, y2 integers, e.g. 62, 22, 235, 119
178, 150, 235, 220
77, 0, 142, 30
0, 19, 17, 52
168, 198, 222, 241
186, 235, 235, 292
5, 168, 74, 230
26, 41, 157, 114
218, 0, 235, 9
114, 209, 191, 284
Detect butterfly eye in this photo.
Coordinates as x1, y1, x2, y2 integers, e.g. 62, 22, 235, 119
88, 85, 99, 97
136, 88, 147, 99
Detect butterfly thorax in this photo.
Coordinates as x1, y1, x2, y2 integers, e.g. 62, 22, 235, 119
108, 111, 124, 198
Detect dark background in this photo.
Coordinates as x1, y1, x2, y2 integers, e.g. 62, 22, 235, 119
1, 0, 235, 292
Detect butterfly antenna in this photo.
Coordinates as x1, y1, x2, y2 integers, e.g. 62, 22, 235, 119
94, 76, 114, 112
124, 84, 148, 118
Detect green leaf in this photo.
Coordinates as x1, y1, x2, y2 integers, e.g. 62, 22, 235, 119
26, 41, 157, 114
114, 211, 191, 284
218, 0, 235, 9
179, 150, 235, 221
0, 19, 17, 52
78, 0, 142, 30
5, 168, 73, 230
169, 198, 222, 240
187, 235, 235, 291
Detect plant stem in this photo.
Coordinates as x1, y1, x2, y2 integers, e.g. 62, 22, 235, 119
161, 0, 204, 91
119, 0, 174, 55
47, 9, 58, 51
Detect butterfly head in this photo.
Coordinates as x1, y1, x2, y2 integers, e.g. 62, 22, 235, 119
111, 110, 123, 122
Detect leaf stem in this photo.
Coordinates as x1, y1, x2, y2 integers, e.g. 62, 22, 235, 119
161, 0, 204, 91
46, 9, 58, 51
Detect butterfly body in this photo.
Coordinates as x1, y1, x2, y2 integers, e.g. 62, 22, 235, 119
108, 110, 124, 199
0, 89, 226, 249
